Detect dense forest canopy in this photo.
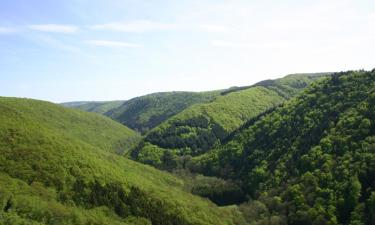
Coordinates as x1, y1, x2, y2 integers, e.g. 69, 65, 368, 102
2, 70, 374, 225
0, 98, 244, 225
2, 0, 374, 224
61, 101, 126, 115
64, 91, 220, 134
191, 70, 375, 225
131, 73, 329, 171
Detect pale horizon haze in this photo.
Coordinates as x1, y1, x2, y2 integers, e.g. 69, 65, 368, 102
1, 0, 374, 102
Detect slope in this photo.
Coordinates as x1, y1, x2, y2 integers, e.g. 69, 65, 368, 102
193, 70, 375, 225
63, 92, 220, 134
61, 100, 125, 115
5, 98, 138, 155
105, 91, 220, 133
132, 73, 328, 170
0, 97, 245, 225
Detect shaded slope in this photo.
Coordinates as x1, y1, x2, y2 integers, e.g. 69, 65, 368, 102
0, 97, 245, 225
132, 73, 328, 170
193, 70, 375, 225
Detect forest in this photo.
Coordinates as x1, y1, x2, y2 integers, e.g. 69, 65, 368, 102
0, 98, 243, 225
130, 74, 328, 171
1, 70, 374, 225
2, 0, 374, 224
191, 70, 375, 224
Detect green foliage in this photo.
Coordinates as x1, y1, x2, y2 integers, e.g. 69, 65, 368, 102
2, 97, 140, 155
61, 100, 126, 114
136, 143, 165, 168
63, 92, 220, 134
173, 170, 246, 206
0, 97, 245, 225
106, 91, 220, 133
367, 192, 375, 223
193, 70, 375, 224
143, 87, 283, 156
133, 74, 327, 171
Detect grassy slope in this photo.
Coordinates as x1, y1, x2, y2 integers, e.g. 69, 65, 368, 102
133, 74, 328, 169
193, 70, 375, 224
0, 97, 244, 225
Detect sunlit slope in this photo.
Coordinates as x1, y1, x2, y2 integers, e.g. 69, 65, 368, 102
5, 98, 139, 155
63, 91, 220, 134
194, 70, 375, 225
105, 91, 220, 133
132, 73, 328, 170
0, 97, 245, 225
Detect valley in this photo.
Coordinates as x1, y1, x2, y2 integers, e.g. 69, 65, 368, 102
1, 70, 374, 225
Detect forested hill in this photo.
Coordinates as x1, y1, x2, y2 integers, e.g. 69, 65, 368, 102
61, 100, 125, 114
63, 91, 220, 134
105, 91, 220, 133
62, 73, 329, 135
192, 70, 375, 225
2, 98, 139, 155
131, 73, 328, 170
0, 97, 245, 225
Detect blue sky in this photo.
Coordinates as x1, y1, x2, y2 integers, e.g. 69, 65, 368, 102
1, 0, 375, 102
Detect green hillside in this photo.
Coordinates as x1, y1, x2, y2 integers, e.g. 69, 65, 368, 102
0, 97, 245, 225
105, 91, 220, 133
61, 100, 125, 115
3, 98, 138, 155
63, 92, 220, 134
132, 73, 328, 170
192, 70, 375, 224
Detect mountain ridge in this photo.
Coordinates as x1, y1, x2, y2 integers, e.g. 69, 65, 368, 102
190, 70, 375, 224
131, 73, 329, 171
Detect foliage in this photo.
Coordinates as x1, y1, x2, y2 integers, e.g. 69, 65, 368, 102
193, 70, 375, 224
173, 170, 246, 206
133, 74, 327, 170
105, 91, 220, 133
63, 92, 219, 134
61, 100, 126, 114
0, 97, 245, 225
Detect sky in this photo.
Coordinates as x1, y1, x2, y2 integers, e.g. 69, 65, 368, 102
1, 0, 375, 103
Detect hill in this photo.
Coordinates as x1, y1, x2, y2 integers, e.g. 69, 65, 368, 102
0, 97, 245, 225
192, 70, 375, 225
61, 100, 125, 115
63, 91, 220, 134
5, 98, 138, 155
105, 91, 220, 133
132, 73, 328, 170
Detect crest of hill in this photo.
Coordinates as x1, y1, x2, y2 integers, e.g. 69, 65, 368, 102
132, 73, 329, 171
105, 91, 221, 133
63, 73, 329, 135
63, 91, 221, 134
0, 97, 245, 225
192, 70, 375, 225
61, 100, 126, 114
